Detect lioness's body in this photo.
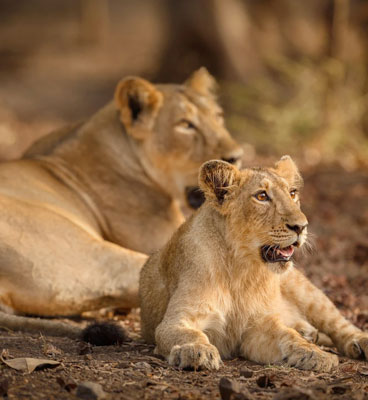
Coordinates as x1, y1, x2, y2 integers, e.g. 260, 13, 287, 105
0, 68, 242, 316
140, 157, 368, 372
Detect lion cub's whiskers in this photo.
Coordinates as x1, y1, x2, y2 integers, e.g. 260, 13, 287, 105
301, 234, 316, 255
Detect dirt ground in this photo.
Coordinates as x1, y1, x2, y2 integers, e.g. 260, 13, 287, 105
1, 164, 368, 400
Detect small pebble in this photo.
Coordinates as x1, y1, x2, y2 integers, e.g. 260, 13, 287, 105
240, 366, 253, 378
134, 361, 152, 370
219, 377, 253, 400
76, 382, 106, 400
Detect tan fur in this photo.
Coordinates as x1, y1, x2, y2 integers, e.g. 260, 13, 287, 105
0, 68, 242, 318
140, 157, 368, 372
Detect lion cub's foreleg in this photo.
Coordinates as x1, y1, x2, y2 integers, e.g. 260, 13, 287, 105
154, 292, 222, 370
241, 315, 339, 372
282, 270, 368, 360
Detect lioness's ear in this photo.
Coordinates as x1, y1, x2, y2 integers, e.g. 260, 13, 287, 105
199, 160, 241, 206
274, 155, 303, 188
114, 77, 163, 140
185, 67, 218, 98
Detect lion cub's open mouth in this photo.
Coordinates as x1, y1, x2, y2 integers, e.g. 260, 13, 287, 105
261, 244, 296, 263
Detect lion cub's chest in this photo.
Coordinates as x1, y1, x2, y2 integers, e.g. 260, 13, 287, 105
200, 277, 283, 358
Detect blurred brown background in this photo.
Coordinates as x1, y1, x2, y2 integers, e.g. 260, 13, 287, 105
1, 0, 368, 168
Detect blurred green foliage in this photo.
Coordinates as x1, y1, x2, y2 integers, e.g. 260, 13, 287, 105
224, 57, 368, 169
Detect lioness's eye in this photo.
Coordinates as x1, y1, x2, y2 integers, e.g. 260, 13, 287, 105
290, 189, 297, 200
179, 119, 196, 130
254, 191, 270, 202
216, 112, 224, 123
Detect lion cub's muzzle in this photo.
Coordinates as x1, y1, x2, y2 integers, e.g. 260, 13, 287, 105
261, 222, 308, 263
261, 244, 296, 263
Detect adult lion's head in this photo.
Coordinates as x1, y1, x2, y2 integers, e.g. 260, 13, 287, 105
115, 67, 243, 208
199, 156, 308, 273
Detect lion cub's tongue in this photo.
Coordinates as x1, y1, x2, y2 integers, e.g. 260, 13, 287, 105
277, 246, 294, 258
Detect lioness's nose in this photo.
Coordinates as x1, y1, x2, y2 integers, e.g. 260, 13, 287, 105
286, 223, 308, 235
222, 148, 243, 165
222, 157, 238, 164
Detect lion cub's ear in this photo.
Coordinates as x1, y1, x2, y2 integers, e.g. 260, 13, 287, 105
199, 160, 241, 207
185, 67, 218, 98
274, 155, 303, 188
114, 77, 163, 140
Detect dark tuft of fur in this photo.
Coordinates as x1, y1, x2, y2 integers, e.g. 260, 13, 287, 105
81, 321, 128, 346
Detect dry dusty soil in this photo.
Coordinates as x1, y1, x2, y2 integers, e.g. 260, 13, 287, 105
1, 165, 368, 400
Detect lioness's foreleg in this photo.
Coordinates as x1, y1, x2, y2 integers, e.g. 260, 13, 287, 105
281, 270, 368, 359
241, 315, 338, 372
154, 293, 222, 370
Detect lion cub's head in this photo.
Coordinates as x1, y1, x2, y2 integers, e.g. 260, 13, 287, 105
114, 67, 242, 207
199, 156, 308, 272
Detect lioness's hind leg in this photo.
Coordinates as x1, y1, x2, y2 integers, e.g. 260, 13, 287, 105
0, 197, 148, 315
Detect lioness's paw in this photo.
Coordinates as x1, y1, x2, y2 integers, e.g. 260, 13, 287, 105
168, 343, 222, 370
285, 346, 339, 372
343, 333, 368, 359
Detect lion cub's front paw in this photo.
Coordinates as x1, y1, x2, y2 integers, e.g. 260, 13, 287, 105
285, 346, 339, 372
168, 343, 222, 370
343, 333, 368, 359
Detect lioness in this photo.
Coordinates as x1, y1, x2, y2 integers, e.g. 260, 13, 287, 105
140, 157, 368, 372
0, 68, 242, 317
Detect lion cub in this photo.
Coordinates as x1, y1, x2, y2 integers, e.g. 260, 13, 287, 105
139, 157, 368, 371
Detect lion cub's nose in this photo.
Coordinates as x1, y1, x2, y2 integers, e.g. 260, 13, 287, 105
286, 223, 308, 235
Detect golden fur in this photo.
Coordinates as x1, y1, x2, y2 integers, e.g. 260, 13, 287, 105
0, 68, 242, 317
140, 157, 368, 372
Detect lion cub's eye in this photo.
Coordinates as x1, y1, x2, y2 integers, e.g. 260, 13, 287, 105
290, 189, 298, 200
254, 191, 270, 202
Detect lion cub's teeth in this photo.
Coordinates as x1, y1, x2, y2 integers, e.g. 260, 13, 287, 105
278, 246, 294, 258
